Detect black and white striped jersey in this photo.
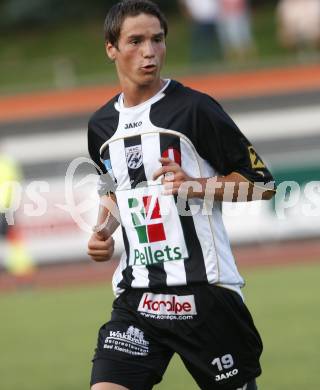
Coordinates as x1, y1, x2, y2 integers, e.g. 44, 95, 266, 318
88, 80, 274, 296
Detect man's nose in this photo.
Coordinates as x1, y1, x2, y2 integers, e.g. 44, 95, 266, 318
142, 40, 155, 57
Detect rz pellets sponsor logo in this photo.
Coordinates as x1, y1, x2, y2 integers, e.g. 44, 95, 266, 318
129, 196, 166, 243
138, 293, 197, 320
128, 196, 183, 265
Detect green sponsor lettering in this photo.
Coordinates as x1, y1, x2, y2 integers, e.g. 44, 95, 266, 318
140, 249, 146, 265
134, 250, 140, 265
173, 247, 182, 260
132, 246, 183, 265
147, 246, 153, 265
164, 245, 173, 261
154, 250, 164, 262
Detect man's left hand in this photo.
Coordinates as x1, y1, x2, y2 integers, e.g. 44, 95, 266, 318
153, 157, 201, 197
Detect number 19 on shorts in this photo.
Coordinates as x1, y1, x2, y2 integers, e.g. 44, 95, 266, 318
211, 354, 239, 382
211, 354, 234, 371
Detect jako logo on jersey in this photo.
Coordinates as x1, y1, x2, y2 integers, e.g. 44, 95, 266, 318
128, 195, 183, 265
162, 147, 181, 166
125, 121, 142, 130
125, 145, 143, 169
215, 369, 239, 382
138, 293, 197, 316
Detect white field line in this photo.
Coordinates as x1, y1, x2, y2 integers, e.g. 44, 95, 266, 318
233, 104, 320, 141
1, 104, 320, 164
2, 129, 87, 164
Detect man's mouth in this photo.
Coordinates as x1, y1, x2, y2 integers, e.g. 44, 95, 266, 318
142, 64, 157, 71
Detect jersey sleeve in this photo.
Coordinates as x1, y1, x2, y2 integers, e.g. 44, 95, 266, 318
194, 94, 275, 190
88, 116, 117, 196
88, 117, 108, 175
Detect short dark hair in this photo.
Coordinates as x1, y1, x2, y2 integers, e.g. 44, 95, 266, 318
104, 0, 168, 46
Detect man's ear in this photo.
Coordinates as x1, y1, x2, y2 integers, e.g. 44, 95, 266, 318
105, 42, 117, 62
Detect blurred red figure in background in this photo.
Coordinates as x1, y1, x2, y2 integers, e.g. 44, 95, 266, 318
219, 0, 255, 60
277, 0, 320, 51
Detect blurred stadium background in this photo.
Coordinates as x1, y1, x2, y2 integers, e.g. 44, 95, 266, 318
0, 1, 319, 389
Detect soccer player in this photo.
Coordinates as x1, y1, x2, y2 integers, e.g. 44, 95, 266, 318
87, 1, 276, 389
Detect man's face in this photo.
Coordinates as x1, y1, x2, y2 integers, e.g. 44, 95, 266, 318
106, 13, 166, 88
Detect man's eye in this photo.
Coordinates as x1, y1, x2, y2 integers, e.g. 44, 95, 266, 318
130, 40, 140, 45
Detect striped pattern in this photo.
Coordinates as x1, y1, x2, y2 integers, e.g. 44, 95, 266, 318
101, 130, 243, 292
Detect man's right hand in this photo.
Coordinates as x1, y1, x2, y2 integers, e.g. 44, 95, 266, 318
87, 228, 115, 262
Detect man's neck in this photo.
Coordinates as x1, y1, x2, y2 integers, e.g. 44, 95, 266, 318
121, 79, 165, 108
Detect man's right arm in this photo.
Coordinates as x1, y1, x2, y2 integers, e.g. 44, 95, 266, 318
87, 194, 120, 262
87, 109, 119, 262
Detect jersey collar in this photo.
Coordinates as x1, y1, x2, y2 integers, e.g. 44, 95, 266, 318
115, 79, 171, 113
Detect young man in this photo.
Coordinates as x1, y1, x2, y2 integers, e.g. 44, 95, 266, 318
87, 1, 275, 389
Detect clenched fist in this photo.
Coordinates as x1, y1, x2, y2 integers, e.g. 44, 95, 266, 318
87, 227, 115, 262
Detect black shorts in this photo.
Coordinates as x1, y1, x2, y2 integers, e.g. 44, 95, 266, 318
91, 284, 262, 390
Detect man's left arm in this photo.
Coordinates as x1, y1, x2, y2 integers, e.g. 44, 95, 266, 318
153, 158, 275, 202
185, 94, 276, 201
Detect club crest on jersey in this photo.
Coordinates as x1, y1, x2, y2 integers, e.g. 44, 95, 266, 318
125, 145, 143, 169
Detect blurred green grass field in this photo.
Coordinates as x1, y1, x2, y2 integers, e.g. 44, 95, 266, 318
1, 262, 319, 389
